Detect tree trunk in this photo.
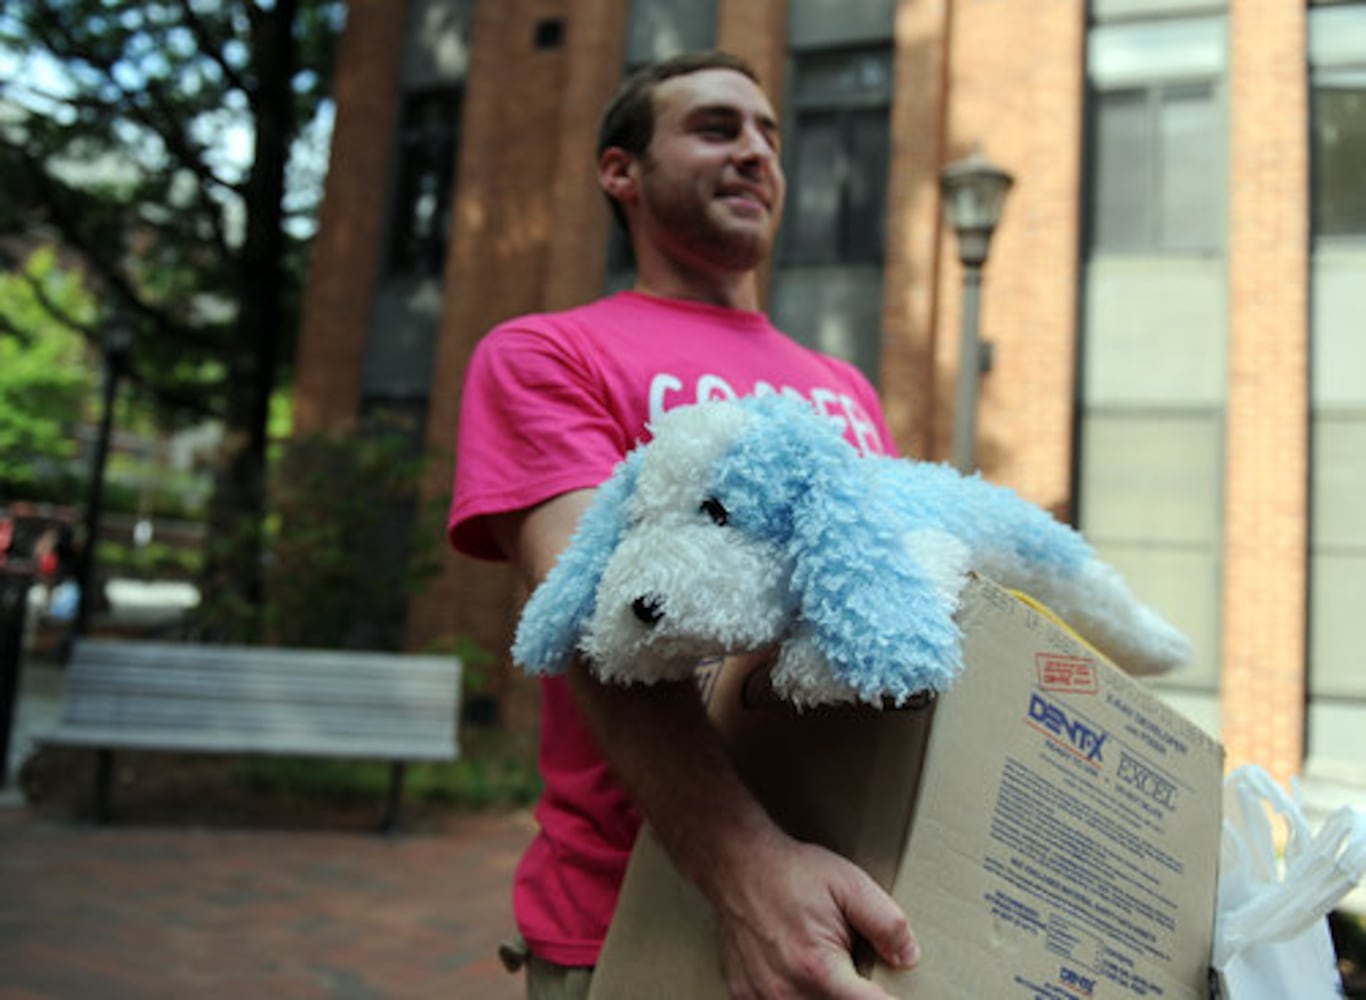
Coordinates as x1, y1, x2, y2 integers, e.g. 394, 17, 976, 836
200, 0, 299, 641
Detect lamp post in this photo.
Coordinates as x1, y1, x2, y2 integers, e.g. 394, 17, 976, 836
941, 148, 1014, 474
74, 316, 135, 638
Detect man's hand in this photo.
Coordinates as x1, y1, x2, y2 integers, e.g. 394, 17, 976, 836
709, 828, 918, 999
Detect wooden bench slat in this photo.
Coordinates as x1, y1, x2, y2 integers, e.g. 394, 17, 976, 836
57, 702, 454, 739
61, 701, 457, 730
67, 654, 462, 674
68, 645, 458, 679
73, 639, 456, 669
60, 670, 459, 709
40, 724, 458, 760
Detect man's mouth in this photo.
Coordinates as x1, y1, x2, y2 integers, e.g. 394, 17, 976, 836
717, 187, 770, 216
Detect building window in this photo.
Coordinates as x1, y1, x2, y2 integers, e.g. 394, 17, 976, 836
623, 0, 716, 67
388, 88, 462, 276
1076, 14, 1230, 729
1307, 2, 1366, 766
1091, 83, 1220, 250
1086, 17, 1225, 253
1312, 70, 1366, 238
782, 48, 893, 265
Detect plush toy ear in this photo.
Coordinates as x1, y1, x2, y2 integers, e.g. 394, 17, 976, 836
512, 454, 641, 675
778, 456, 968, 705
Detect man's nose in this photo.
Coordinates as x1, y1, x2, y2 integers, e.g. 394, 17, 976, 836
735, 123, 776, 166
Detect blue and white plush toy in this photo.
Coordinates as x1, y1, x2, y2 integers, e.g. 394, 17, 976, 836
513, 395, 1190, 707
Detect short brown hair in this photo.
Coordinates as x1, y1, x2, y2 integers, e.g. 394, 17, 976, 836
597, 51, 761, 233
597, 50, 760, 159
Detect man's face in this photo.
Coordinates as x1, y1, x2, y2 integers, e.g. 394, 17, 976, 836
633, 68, 785, 273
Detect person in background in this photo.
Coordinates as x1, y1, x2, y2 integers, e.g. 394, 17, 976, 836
449, 50, 919, 999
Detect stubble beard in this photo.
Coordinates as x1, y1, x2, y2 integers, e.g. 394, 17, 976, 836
641, 159, 777, 274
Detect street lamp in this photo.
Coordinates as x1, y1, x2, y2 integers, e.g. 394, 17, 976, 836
74, 315, 135, 638
941, 148, 1014, 473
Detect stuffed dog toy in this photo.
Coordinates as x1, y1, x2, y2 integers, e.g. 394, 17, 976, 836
513, 395, 1190, 706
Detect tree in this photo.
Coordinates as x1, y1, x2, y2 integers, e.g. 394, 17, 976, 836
0, 246, 96, 501
265, 430, 444, 651
0, 0, 344, 640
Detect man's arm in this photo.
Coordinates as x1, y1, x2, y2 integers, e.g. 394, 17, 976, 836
491, 490, 919, 999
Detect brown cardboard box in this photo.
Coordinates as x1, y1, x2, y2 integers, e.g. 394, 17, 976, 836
590, 575, 1224, 999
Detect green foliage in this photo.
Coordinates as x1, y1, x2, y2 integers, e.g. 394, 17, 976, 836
1, 1, 347, 629
232, 727, 543, 812
101, 464, 210, 520
425, 632, 497, 693
262, 429, 445, 650
0, 247, 96, 500
194, 506, 272, 643
96, 537, 201, 581
5, 2, 257, 416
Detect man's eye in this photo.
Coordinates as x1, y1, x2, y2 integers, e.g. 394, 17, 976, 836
700, 497, 729, 526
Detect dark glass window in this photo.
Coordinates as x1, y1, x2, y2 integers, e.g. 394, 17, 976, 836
1312, 71, 1366, 237
624, 0, 717, 65
389, 88, 462, 276
782, 48, 893, 265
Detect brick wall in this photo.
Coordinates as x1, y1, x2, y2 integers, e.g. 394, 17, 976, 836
717, 0, 789, 103
933, 0, 1085, 514
293, 0, 409, 435
541, 0, 630, 311
881, 0, 950, 460
406, 0, 629, 733
1221, 0, 1310, 782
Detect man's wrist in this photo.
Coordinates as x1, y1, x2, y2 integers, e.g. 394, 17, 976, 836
687, 808, 791, 909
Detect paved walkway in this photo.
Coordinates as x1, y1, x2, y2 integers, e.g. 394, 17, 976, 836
0, 806, 534, 999
2, 623, 542, 999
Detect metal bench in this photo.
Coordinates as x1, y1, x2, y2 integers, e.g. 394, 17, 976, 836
39, 639, 462, 832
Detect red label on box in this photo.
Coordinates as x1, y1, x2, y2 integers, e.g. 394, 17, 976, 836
1035, 653, 1098, 694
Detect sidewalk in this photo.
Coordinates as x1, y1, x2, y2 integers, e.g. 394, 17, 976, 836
2, 618, 536, 999
0, 806, 534, 999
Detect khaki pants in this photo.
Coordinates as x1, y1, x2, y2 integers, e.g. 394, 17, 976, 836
501, 935, 594, 1000
526, 954, 593, 1000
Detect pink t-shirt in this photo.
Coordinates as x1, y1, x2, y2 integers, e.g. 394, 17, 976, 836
449, 291, 896, 966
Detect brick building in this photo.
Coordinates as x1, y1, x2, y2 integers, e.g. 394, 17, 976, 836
293, 0, 1366, 794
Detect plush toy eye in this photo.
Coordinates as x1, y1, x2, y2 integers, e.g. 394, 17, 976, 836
700, 497, 729, 526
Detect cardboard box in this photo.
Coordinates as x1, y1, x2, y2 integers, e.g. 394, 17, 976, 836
590, 575, 1224, 999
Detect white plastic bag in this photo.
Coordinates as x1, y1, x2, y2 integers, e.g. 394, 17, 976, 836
1212, 764, 1366, 999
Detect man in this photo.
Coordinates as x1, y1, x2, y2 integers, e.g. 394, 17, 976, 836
450, 51, 919, 999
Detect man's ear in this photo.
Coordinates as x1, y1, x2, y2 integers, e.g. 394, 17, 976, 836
598, 147, 638, 206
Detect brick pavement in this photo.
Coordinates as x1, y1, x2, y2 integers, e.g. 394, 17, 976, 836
0, 808, 535, 999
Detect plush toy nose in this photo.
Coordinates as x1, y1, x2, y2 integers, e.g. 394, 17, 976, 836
632, 594, 665, 626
